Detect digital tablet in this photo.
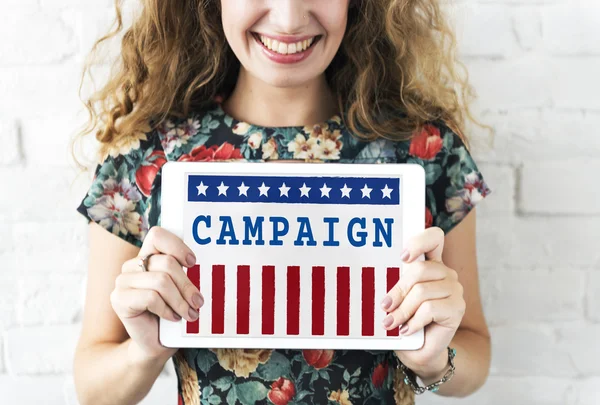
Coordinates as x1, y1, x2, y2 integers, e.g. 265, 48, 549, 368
159, 161, 425, 350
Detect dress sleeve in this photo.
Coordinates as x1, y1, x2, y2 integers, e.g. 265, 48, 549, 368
408, 121, 492, 235
75, 129, 167, 248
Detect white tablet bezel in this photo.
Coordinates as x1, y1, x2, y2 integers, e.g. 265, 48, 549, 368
159, 161, 425, 350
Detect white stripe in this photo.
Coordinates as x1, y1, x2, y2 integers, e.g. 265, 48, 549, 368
249, 265, 262, 336
274, 265, 287, 336
324, 265, 336, 337
199, 265, 212, 336
374, 266, 387, 337
223, 265, 236, 335
299, 265, 312, 337
350, 266, 362, 337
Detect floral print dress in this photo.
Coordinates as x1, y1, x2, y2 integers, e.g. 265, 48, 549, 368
76, 100, 492, 405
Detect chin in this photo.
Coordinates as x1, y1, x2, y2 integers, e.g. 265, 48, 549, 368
253, 70, 321, 89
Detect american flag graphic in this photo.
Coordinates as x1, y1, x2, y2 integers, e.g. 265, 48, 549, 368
182, 174, 404, 340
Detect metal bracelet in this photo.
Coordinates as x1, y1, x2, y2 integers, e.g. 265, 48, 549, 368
396, 346, 456, 394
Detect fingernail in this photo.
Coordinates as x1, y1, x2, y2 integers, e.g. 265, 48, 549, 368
383, 315, 393, 328
381, 296, 392, 311
400, 248, 410, 262
188, 307, 198, 321
173, 313, 181, 321
192, 293, 203, 308
399, 324, 409, 334
186, 253, 196, 267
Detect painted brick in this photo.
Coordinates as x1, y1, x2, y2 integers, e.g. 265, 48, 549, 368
520, 159, 600, 214
587, 272, 600, 322
555, 321, 600, 376
0, 119, 21, 166
16, 273, 84, 326
543, 2, 600, 55
479, 268, 585, 324
5, 324, 80, 375
418, 376, 573, 405
7, 222, 89, 273
489, 324, 577, 377
0, 375, 66, 404
477, 216, 600, 269
550, 58, 600, 110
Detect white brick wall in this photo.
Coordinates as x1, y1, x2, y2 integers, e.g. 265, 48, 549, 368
0, 0, 598, 404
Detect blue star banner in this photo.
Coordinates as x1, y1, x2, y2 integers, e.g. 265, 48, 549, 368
187, 175, 400, 205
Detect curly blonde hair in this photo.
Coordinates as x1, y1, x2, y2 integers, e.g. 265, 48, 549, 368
70, 0, 489, 168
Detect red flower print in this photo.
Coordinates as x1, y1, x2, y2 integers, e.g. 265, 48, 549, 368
135, 150, 167, 197
409, 124, 443, 160
302, 349, 334, 369
268, 377, 295, 405
178, 142, 243, 162
371, 362, 389, 388
425, 206, 433, 228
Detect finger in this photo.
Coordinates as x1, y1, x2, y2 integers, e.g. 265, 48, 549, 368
400, 297, 464, 336
400, 226, 445, 263
381, 260, 448, 312
382, 279, 453, 330
116, 271, 199, 322
138, 226, 197, 268
123, 254, 204, 310
110, 287, 182, 322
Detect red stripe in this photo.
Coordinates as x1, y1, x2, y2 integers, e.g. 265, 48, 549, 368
287, 266, 300, 335
362, 267, 375, 336
336, 266, 350, 336
237, 265, 250, 334
212, 264, 225, 334
186, 264, 200, 334
387, 267, 400, 336
262, 265, 275, 335
312, 266, 325, 335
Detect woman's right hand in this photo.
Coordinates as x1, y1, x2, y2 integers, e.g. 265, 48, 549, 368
110, 226, 204, 363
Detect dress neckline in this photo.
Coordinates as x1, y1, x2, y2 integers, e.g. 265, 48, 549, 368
213, 100, 344, 132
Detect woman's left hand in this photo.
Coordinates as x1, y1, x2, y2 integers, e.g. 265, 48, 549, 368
381, 226, 466, 380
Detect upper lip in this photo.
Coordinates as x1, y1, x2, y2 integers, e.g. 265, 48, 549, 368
253, 32, 319, 44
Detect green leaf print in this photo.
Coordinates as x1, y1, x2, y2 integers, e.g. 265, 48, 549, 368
424, 163, 442, 185
226, 388, 237, 405
208, 395, 221, 404
254, 351, 291, 380
195, 351, 218, 375
98, 158, 116, 177
443, 129, 454, 150
446, 161, 461, 181
117, 161, 129, 181
213, 376, 233, 392
235, 381, 268, 405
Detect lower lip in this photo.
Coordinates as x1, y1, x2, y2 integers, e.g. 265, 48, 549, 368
253, 34, 319, 64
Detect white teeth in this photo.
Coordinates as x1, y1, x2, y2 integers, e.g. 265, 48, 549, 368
278, 42, 287, 54
257, 34, 317, 55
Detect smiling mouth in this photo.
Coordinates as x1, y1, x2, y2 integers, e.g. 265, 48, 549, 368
251, 33, 322, 55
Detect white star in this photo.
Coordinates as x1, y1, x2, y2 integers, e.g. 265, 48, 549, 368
299, 183, 311, 197
361, 184, 373, 199
320, 183, 332, 198
381, 184, 393, 199
279, 182, 290, 197
238, 182, 249, 197
196, 181, 208, 196
258, 182, 270, 197
340, 183, 352, 198
217, 181, 229, 196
